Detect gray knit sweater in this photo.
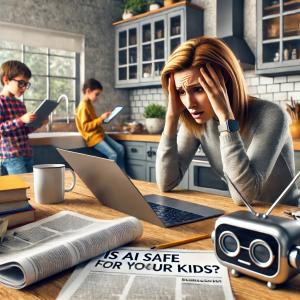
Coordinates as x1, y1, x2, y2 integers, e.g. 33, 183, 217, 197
156, 99, 300, 206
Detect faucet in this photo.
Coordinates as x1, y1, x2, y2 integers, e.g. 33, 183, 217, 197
46, 94, 70, 132
57, 94, 70, 124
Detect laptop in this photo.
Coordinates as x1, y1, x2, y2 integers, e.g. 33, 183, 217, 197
57, 148, 224, 227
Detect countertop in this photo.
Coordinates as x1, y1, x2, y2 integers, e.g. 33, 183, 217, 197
29, 132, 300, 150
8, 173, 299, 299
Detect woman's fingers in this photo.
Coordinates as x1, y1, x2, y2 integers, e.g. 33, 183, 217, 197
206, 63, 221, 87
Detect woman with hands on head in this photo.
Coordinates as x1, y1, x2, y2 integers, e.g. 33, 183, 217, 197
156, 36, 299, 206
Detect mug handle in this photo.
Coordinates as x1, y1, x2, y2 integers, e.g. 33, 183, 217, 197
65, 168, 76, 192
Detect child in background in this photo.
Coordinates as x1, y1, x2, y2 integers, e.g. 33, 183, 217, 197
75, 78, 125, 171
0, 60, 42, 175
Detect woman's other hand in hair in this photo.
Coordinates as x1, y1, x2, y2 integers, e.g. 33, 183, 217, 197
163, 73, 185, 137
198, 63, 234, 122
166, 73, 185, 119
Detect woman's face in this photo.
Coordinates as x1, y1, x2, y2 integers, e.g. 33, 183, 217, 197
174, 67, 214, 124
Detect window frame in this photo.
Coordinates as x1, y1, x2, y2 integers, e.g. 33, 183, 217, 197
0, 42, 80, 121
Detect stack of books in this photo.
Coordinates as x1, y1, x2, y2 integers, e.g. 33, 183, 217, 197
0, 175, 35, 228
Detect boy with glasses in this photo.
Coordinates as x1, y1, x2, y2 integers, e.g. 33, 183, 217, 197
0, 60, 44, 175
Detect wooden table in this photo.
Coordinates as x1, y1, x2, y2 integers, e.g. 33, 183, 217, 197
0, 174, 299, 299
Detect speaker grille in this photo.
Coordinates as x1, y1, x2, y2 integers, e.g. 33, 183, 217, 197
215, 224, 279, 276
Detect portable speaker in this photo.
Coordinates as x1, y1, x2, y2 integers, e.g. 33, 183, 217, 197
212, 172, 300, 289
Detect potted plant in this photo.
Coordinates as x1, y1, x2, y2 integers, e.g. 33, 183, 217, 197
122, 0, 148, 19
144, 103, 166, 134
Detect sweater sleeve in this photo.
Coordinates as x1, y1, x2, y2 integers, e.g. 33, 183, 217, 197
156, 125, 200, 191
220, 104, 290, 205
0, 116, 25, 133
76, 105, 104, 132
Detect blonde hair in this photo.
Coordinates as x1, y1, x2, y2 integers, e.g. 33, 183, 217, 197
161, 36, 251, 137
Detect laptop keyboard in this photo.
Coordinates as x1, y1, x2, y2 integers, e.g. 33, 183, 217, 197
148, 202, 204, 227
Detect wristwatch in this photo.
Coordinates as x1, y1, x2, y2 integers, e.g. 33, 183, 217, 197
218, 119, 239, 133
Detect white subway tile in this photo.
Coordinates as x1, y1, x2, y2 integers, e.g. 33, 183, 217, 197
260, 76, 273, 85
288, 92, 300, 100
287, 75, 300, 82
295, 82, 300, 91
140, 95, 147, 101
260, 93, 274, 101
267, 84, 280, 93
257, 85, 267, 94
274, 76, 287, 83
248, 86, 258, 94
273, 92, 288, 101
280, 83, 294, 92
146, 94, 153, 101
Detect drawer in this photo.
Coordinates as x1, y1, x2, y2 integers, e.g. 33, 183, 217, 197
122, 141, 146, 160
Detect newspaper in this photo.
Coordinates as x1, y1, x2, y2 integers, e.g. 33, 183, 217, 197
57, 247, 235, 300
0, 211, 143, 289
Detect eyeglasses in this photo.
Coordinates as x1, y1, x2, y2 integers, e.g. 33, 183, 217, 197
11, 79, 31, 89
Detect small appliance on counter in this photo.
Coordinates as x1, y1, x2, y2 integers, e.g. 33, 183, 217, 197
212, 172, 300, 289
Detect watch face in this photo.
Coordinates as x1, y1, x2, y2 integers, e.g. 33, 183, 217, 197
218, 120, 239, 133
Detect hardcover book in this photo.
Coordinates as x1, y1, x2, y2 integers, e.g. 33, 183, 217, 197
0, 175, 29, 202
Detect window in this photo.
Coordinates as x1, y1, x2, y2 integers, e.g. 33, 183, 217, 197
0, 40, 79, 121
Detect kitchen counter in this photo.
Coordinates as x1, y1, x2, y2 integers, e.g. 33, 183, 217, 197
29, 132, 300, 149
29, 132, 161, 147
29, 132, 86, 149
108, 132, 161, 142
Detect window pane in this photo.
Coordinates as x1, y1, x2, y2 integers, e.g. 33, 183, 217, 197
50, 78, 75, 100
118, 67, 127, 80
263, 17, 280, 40
170, 16, 181, 36
52, 100, 75, 119
129, 28, 137, 46
119, 49, 127, 65
0, 40, 21, 50
142, 63, 152, 78
25, 46, 47, 54
24, 100, 42, 113
24, 53, 47, 75
0, 49, 21, 63
119, 31, 127, 48
129, 65, 137, 79
50, 49, 75, 57
50, 56, 75, 77
24, 75, 47, 100
142, 24, 151, 42
129, 47, 137, 64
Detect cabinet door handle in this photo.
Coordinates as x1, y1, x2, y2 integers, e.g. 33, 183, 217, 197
147, 150, 152, 157
131, 148, 138, 153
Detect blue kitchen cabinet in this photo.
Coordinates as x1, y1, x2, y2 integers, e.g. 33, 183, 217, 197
121, 141, 188, 188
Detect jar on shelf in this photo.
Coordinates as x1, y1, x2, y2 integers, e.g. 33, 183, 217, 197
273, 52, 279, 62
283, 48, 289, 60
291, 48, 297, 60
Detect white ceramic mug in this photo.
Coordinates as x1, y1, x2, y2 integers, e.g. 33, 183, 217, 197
33, 164, 76, 204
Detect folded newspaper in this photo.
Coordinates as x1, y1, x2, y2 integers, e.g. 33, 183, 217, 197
57, 247, 235, 300
0, 211, 143, 289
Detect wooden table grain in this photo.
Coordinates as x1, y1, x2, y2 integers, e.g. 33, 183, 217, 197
0, 173, 299, 300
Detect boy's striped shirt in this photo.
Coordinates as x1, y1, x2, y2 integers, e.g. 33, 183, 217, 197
0, 95, 34, 159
